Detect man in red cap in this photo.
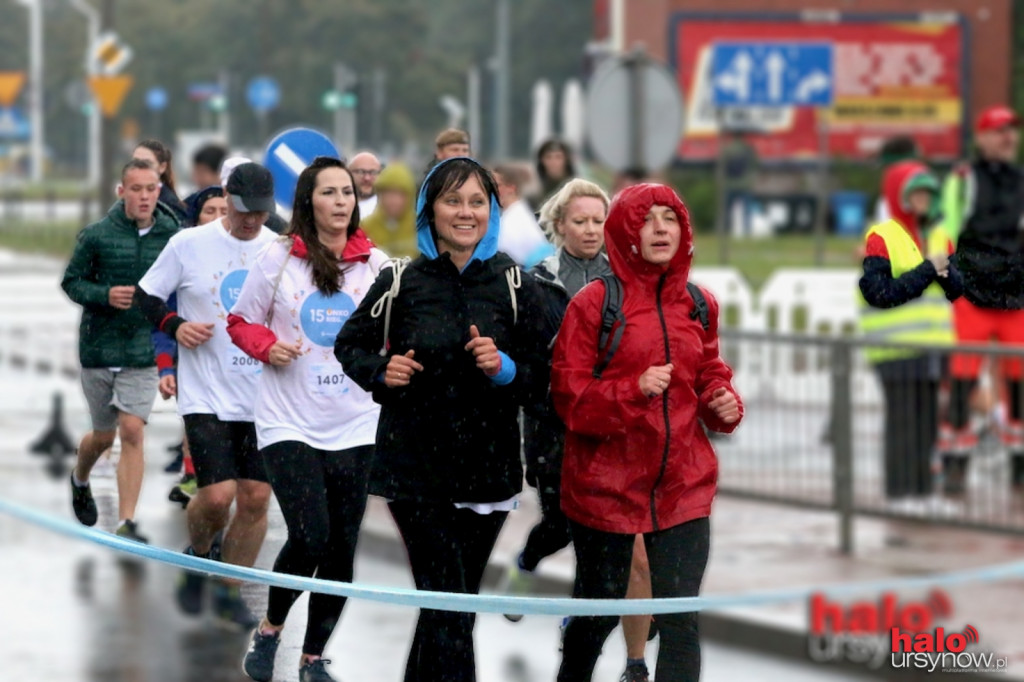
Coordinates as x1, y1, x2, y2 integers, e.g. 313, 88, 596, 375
938, 105, 1024, 494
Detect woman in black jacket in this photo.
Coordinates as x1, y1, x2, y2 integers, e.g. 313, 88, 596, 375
334, 157, 548, 682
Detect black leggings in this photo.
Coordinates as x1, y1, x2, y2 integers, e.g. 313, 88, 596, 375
389, 501, 507, 682
878, 375, 939, 497
558, 517, 710, 682
521, 470, 572, 571
261, 441, 373, 657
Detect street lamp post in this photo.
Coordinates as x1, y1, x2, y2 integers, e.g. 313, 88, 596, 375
67, 0, 101, 192
16, 0, 45, 183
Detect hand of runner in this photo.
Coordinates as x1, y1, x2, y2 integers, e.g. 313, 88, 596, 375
268, 340, 302, 367
108, 285, 135, 310
639, 363, 674, 398
176, 322, 215, 350
385, 350, 423, 388
707, 387, 740, 424
158, 375, 176, 400
465, 325, 501, 376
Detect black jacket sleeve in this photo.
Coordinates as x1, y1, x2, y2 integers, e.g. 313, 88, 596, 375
935, 256, 965, 301
334, 267, 396, 404
859, 256, 940, 309
133, 287, 188, 337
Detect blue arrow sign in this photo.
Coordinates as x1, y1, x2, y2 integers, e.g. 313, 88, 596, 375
145, 87, 168, 112
264, 128, 340, 211
711, 42, 834, 107
247, 76, 281, 113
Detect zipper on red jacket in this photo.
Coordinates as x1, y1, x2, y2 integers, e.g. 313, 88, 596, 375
651, 272, 671, 532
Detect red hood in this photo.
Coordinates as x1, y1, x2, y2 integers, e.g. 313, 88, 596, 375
289, 229, 374, 263
882, 160, 928, 239
604, 183, 694, 292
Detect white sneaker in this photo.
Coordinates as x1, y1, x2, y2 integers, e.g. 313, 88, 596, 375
925, 495, 963, 517
887, 497, 928, 515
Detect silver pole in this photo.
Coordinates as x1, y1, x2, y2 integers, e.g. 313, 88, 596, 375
67, 0, 101, 192
494, 0, 510, 158
27, 0, 45, 182
467, 65, 480, 157
218, 69, 231, 146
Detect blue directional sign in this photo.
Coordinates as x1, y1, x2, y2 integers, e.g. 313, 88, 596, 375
264, 128, 340, 210
145, 87, 168, 111
0, 107, 30, 140
247, 76, 281, 113
711, 42, 834, 107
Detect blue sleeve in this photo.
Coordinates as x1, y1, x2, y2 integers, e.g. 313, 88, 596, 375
489, 350, 517, 386
859, 256, 938, 309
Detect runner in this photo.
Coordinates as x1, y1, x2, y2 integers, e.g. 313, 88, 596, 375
136, 162, 278, 628
335, 156, 548, 682
61, 158, 179, 543
229, 157, 386, 682
552, 183, 742, 682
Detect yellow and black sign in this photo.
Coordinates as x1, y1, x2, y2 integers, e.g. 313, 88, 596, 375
826, 97, 962, 126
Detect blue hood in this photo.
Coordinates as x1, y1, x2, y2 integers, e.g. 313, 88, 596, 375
416, 157, 503, 270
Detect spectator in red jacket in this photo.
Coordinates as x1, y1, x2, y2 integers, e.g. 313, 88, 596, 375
551, 183, 742, 682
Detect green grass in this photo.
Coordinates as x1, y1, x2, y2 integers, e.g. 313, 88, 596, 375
0, 221, 81, 259
692, 234, 860, 290
0, 182, 94, 201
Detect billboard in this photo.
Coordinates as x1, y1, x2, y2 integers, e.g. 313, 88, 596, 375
671, 13, 967, 161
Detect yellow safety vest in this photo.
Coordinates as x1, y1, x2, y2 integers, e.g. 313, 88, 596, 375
859, 219, 954, 363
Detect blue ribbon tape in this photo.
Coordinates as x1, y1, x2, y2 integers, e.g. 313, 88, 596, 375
3, 496, 1023, 617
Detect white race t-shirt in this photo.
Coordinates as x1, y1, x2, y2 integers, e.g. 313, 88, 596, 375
230, 238, 387, 451
139, 219, 277, 421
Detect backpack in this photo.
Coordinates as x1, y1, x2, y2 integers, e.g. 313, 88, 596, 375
592, 273, 709, 379
369, 257, 522, 356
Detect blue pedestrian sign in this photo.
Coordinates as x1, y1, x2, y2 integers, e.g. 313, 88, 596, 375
247, 76, 281, 113
264, 128, 340, 211
0, 107, 30, 140
145, 87, 168, 111
711, 42, 834, 107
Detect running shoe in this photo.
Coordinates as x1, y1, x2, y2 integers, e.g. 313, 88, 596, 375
175, 546, 207, 615
242, 627, 280, 682
168, 474, 197, 509
299, 658, 338, 682
213, 581, 259, 630
115, 519, 149, 544
164, 441, 184, 472
70, 473, 98, 526
498, 553, 535, 622
619, 662, 650, 682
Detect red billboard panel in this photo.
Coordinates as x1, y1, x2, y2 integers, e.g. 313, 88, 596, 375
672, 14, 965, 161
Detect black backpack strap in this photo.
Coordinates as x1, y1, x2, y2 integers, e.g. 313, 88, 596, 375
687, 281, 710, 332
593, 274, 625, 379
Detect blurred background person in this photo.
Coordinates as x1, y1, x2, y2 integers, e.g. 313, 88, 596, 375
191, 143, 228, 191
859, 161, 962, 511
532, 138, 576, 209
359, 161, 418, 260
133, 139, 188, 225
349, 151, 383, 217
492, 162, 554, 269
939, 105, 1024, 494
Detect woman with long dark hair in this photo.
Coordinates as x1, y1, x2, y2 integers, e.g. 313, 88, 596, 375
335, 157, 548, 681
133, 139, 188, 224
228, 157, 387, 682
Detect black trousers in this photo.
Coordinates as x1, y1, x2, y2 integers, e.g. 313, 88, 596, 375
558, 517, 710, 682
261, 441, 373, 656
878, 374, 939, 498
520, 470, 572, 571
388, 501, 507, 682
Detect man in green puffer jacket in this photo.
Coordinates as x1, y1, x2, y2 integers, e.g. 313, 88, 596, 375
61, 158, 180, 543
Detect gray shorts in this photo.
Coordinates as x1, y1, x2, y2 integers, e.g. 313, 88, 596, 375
81, 367, 159, 432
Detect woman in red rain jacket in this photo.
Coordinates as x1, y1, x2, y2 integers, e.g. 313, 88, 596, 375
551, 183, 742, 682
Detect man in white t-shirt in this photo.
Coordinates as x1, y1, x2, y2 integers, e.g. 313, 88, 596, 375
349, 151, 382, 217
137, 162, 277, 630
492, 163, 555, 269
